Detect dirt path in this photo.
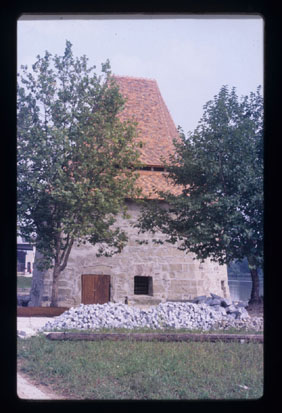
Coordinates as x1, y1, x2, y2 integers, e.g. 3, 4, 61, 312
17, 370, 66, 400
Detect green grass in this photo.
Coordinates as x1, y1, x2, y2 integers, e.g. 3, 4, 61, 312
17, 276, 32, 289
17, 334, 263, 400
45, 326, 263, 334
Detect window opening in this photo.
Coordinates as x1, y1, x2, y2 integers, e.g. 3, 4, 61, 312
137, 166, 165, 172
134, 276, 153, 295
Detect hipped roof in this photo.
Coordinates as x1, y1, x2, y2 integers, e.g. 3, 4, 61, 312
113, 75, 182, 199
114, 75, 179, 167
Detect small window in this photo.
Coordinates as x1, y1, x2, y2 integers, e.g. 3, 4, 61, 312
134, 276, 153, 295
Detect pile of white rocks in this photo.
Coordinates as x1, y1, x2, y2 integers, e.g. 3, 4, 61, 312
40, 294, 263, 333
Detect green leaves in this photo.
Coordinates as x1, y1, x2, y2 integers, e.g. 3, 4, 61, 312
137, 85, 263, 270
17, 41, 141, 273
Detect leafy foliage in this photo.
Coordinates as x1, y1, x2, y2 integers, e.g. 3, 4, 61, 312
17, 41, 142, 305
137, 85, 263, 289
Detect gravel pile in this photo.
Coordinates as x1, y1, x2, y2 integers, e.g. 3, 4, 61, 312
40, 297, 263, 333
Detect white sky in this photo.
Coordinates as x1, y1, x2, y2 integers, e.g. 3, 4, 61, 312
17, 15, 263, 134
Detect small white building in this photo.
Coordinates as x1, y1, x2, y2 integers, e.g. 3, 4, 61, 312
17, 236, 35, 276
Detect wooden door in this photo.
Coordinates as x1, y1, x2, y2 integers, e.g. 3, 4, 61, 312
81, 274, 110, 304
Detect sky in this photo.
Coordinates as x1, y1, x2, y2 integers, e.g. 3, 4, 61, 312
17, 15, 263, 134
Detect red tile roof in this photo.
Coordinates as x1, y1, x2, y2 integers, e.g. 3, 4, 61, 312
135, 170, 182, 199
113, 75, 183, 199
113, 75, 180, 167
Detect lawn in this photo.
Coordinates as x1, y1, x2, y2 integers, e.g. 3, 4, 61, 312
17, 276, 32, 289
17, 334, 263, 400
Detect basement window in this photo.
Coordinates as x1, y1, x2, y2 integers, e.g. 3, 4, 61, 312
134, 276, 153, 295
138, 166, 165, 172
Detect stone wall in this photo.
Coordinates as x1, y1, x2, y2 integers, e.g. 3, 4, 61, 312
30, 201, 230, 307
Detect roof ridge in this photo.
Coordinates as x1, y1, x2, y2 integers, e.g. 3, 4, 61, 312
155, 83, 171, 139
154, 81, 179, 143
112, 74, 157, 83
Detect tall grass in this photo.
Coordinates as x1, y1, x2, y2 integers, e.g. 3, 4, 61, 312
17, 335, 263, 400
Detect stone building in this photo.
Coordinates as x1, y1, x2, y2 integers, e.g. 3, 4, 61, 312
30, 76, 230, 307
17, 236, 35, 276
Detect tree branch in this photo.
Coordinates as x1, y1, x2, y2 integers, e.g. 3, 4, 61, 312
55, 230, 62, 266
60, 237, 74, 272
59, 233, 70, 263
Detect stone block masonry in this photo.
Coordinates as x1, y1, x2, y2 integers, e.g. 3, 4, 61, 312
30, 201, 230, 307
27, 77, 231, 308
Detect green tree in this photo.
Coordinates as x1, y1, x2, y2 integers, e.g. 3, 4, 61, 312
17, 41, 141, 307
137, 85, 263, 305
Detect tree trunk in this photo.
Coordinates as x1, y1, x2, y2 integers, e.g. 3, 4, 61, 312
249, 267, 260, 305
247, 255, 261, 305
50, 234, 74, 307
29, 250, 45, 307
50, 264, 61, 307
